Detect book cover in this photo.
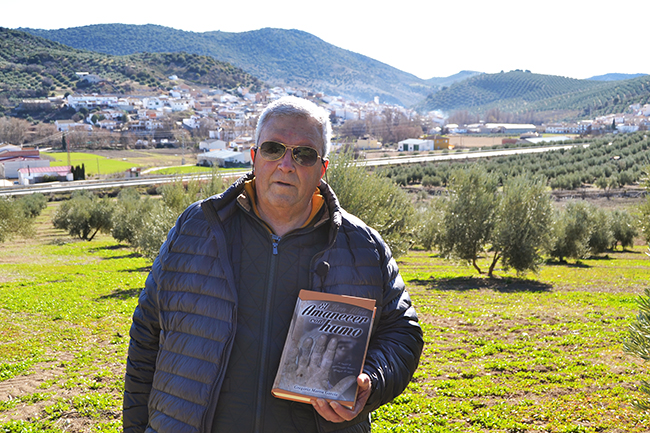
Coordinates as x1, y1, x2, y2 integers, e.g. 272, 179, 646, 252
271, 290, 376, 409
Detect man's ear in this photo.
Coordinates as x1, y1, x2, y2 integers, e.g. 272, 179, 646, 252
250, 147, 256, 163
320, 159, 329, 178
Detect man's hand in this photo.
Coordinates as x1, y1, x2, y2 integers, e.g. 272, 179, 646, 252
311, 374, 371, 423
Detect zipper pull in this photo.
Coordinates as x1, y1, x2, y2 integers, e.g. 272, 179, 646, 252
271, 234, 281, 255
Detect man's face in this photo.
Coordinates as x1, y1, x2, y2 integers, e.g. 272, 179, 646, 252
253, 115, 327, 219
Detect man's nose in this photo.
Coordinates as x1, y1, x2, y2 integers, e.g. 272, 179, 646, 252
277, 148, 296, 170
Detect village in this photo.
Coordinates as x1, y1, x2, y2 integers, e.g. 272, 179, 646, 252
2, 79, 650, 185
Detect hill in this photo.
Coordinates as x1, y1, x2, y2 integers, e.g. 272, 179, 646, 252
0, 27, 263, 118
418, 70, 650, 121
588, 73, 648, 81
20, 24, 441, 106
424, 70, 483, 88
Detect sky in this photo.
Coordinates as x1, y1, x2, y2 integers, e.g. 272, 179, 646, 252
2, 0, 649, 81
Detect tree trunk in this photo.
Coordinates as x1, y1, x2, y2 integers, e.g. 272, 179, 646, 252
88, 227, 101, 242
472, 256, 482, 274
488, 251, 500, 278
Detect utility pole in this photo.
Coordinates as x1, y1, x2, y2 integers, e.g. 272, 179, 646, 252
66, 132, 71, 168
182, 134, 185, 166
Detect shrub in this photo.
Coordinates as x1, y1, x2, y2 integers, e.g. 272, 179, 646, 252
17, 193, 47, 218
327, 151, 416, 258
549, 201, 593, 262
0, 197, 35, 243
489, 175, 553, 276
415, 198, 446, 251
435, 165, 498, 274
610, 209, 637, 250
587, 206, 613, 255
52, 190, 114, 241
111, 188, 155, 245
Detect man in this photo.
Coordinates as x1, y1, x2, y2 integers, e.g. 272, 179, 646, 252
123, 96, 423, 433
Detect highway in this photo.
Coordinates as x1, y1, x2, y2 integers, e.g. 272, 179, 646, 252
0, 143, 579, 197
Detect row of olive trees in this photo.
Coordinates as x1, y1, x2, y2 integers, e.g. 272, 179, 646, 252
415, 165, 638, 277
52, 170, 226, 259
0, 194, 48, 243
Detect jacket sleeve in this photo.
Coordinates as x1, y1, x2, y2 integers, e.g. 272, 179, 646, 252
122, 221, 178, 433
362, 241, 423, 413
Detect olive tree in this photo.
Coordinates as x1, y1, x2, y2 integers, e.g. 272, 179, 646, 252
52, 190, 114, 241
327, 151, 416, 258
0, 197, 33, 243
435, 165, 498, 274
488, 175, 553, 277
549, 201, 593, 262
610, 209, 637, 250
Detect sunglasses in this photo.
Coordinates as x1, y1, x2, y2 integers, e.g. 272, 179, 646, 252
255, 141, 323, 167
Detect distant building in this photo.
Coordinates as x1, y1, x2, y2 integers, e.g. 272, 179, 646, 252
197, 149, 251, 168
199, 139, 228, 152
398, 136, 450, 151
355, 137, 381, 150
18, 166, 72, 185
55, 120, 92, 132
0, 147, 49, 179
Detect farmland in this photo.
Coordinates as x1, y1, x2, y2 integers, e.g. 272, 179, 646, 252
0, 203, 649, 432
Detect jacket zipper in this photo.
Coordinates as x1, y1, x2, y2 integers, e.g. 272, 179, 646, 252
253, 233, 281, 432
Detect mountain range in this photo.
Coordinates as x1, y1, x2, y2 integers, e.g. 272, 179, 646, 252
20, 24, 446, 107
4, 24, 650, 123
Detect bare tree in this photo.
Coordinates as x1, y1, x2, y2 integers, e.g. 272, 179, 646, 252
0, 117, 28, 144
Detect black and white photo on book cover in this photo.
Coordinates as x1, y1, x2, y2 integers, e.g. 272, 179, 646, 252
272, 290, 376, 408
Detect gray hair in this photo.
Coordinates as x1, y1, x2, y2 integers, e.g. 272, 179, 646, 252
255, 96, 332, 160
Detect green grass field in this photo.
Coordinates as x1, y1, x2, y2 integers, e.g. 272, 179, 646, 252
0, 204, 649, 432
43, 151, 139, 176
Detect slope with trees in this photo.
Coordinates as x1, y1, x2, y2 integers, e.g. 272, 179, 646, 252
0, 28, 263, 117
382, 132, 650, 191
21, 24, 438, 106
419, 70, 650, 122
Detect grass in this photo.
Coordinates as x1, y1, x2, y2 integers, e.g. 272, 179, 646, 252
42, 151, 138, 176
1, 205, 649, 431
372, 250, 650, 432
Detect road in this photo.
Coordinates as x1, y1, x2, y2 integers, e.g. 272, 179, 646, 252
0, 143, 580, 197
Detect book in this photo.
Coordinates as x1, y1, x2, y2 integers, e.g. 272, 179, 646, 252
271, 289, 376, 409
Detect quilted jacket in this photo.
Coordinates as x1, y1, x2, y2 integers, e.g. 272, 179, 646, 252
123, 173, 423, 433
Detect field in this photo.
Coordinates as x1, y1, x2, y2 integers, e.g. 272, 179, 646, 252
42, 149, 199, 176
0, 204, 649, 432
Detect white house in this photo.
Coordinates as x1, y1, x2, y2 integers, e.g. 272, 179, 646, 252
143, 97, 166, 110
67, 94, 118, 109
18, 165, 72, 185
182, 115, 202, 129
199, 139, 228, 151
54, 120, 92, 132
197, 149, 251, 167
169, 99, 191, 112
398, 138, 433, 152
642, 104, 650, 117
617, 124, 640, 133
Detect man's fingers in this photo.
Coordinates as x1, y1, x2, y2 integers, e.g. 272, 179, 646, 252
312, 374, 372, 423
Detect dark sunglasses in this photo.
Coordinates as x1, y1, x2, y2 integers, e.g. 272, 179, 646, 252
255, 141, 323, 167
